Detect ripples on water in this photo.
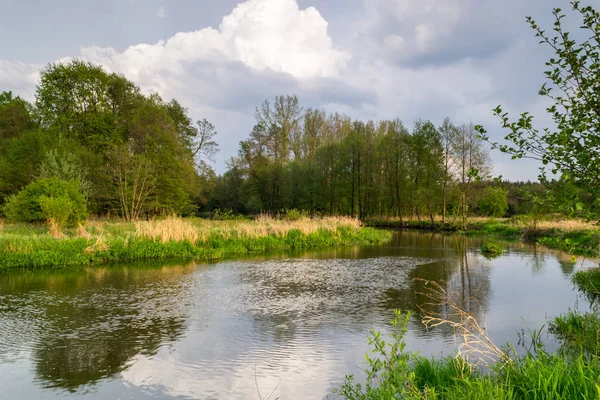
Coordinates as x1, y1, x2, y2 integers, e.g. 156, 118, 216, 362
0, 232, 593, 399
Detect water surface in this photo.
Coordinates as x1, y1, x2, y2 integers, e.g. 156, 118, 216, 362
0, 231, 593, 399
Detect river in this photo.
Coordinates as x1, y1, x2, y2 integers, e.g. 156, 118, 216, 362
0, 231, 593, 399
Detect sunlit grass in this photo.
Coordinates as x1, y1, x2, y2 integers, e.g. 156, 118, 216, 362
0, 216, 390, 269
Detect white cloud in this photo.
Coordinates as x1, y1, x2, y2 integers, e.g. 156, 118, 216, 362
82, 0, 347, 82
0, 0, 559, 180
157, 6, 165, 18
0, 61, 41, 101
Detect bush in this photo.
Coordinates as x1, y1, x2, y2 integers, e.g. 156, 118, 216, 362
211, 208, 245, 220
280, 208, 308, 221
38, 195, 74, 228
3, 178, 87, 227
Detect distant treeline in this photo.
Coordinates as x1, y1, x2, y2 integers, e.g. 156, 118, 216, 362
0, 60, 547, 222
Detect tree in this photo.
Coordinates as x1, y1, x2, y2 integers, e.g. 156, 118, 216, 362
193, 119, 219, 172
0, 91, 36, 140
37, 149, 92, 201
453, 123, 491, 227
108, 146, 156, 222
478, 188, 509, 218
439, 118, 459, 224
476, 2, 600, 219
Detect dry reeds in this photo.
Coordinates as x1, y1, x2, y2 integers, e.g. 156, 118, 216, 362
85, 235, 110, 254
135, 216, 199, 243
48, 218, 63, 238
77, 223, 92, 239
417, 279, 510, 368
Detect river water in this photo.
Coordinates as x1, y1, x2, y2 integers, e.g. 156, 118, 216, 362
0, 231, 593, 399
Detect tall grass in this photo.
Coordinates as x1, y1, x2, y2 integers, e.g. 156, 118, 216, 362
572, 267, 600, 299
337, 281, 600, 400
0, 216, 390, 269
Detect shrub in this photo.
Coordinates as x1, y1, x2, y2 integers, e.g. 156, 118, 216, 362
39, 195, 73, 228
212, 208, 245, 220
280, 208, 308, 221
3, 178, 87, 227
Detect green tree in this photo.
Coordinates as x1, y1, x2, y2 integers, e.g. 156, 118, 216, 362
478, 188, 509, 217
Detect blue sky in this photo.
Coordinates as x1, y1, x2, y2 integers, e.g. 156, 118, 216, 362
0, 0, 579, 180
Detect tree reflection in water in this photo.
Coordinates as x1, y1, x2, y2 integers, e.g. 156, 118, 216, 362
0, 261, 196, 391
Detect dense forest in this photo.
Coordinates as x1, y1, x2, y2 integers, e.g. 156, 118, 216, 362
0, 60, 566, 224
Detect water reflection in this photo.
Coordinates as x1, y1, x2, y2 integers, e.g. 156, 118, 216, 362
0, 231, 594, 399
0, 261, 195, 391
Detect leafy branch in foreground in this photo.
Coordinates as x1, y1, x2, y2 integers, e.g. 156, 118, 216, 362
476, 1, 600, 219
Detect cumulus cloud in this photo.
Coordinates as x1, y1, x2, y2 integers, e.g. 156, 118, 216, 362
81, 0, 347, 82
0, 0, 568, 180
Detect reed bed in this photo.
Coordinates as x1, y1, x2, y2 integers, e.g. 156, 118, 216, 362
0, 216, 389, 269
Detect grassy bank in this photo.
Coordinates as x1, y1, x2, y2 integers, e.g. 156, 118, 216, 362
367, 216, 600, 256
338, 310, 600, 400
0, 216, 391, 269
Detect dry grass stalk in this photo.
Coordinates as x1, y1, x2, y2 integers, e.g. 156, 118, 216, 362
48, 218, 63, 238
135, 216, 199, 243
416, 279, 510, 369
77, 224, 92, 239
84, 235, 110, 254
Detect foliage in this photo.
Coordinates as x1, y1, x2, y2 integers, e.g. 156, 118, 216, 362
211, 208, 246, 221
335, 310, 420, 399
280, 208, 308, 221
572, 268, 600, 299
38, 195, 74, 229
536, 230, 600, 257
478, 188, 509, 218
480, 241, 504, 258
477, 1, 600, 220
37, 148, 92, 200
3, 178, 87, 227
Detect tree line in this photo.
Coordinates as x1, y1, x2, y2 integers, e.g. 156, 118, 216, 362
212, 95, 512, 223
0, 60, 217, 223
0, 60, 551, 224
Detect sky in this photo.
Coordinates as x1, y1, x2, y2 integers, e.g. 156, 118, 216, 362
0, 0, 580, 180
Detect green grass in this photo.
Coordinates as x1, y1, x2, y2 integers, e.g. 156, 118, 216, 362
337, 311, 600, 400
549, 311, 600, 356
535, 230, 600, 257
480, 241, 505, 258
0, 218, 392, 269
572, 268, 600, 299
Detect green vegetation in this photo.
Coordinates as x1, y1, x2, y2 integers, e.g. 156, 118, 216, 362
572, 268, 600, 299
3, 178, 87, 228
0, 217, 391, 269
536, 230, 600, 258
337, 311, 600, 400
0, 59, 530, 228
549, 311, 600, 356
480, 241, 504, 258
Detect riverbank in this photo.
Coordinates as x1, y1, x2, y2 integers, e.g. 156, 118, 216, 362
0, 216, 391, 269
366, 216, 600, 257
338, 218, 600, 399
